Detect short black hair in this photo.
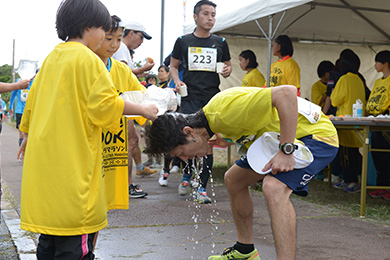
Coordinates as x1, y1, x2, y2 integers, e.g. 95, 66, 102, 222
56, 0, 111, 41
158, 65, 169, 73
194, 0, 216, 15
110, 15, 124, 33
144, 110, 208, 156
239, 50, 259, 69
275, 35, 294, 57
145, 74, 157, 84
340, 52, 360, 74
317, 60, 334, 78
375, 50, 390, 65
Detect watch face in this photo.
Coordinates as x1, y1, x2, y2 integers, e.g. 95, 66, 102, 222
285, 144, 294, 153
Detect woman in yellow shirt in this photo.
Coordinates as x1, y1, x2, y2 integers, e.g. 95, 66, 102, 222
239, 50, 265, 87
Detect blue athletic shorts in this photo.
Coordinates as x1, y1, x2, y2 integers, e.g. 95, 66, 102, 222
236, 135, 338, 196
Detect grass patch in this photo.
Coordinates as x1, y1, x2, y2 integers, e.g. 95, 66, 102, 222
210, 163, 390, 224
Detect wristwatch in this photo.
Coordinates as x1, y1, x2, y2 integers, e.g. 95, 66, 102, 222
279, 143, 298, 155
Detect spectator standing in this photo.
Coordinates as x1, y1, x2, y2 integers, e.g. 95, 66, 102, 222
311, 60, 334, 108
269, 34, 301, 96
113, 21, 157, 198
366, 50, 390, 199
331, 51, 366, 192
0, 94, 6, 134
170, 0, 232, 203
239, 50, 265, 87
17, 0, 157, 258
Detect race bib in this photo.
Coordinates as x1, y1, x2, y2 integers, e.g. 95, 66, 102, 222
188, 47, 217, 72
20, 89, 29, 102
297, 97, 321, 124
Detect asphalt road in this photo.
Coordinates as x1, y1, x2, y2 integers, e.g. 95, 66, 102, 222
1, 123, 390, 260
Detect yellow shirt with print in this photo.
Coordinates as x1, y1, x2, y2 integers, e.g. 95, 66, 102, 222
20, 42, 124, 236
268, 56, 300, 90
366, 76, 390, 116
203, 87, 338, 150
103, 58, 146, 211
241, 68, 265, 87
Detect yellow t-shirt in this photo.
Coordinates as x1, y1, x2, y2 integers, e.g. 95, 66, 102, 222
103, 58, 145, 211
311, 80, 327, 108
19, 42, 124, 236
366, 76, 390, 116
241, 68, 265, 87
330, 72, 366, 147
203, 87, 338, 149
268, 56, 300, 91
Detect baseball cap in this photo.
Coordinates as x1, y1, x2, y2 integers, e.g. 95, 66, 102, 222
247, 132, 314, 174
124, 21, 152, 40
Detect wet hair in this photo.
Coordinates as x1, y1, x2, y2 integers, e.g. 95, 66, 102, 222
110, 15, 124, 33
239, 50, 259, 69
375, 50, 390, 65
317, 60, 334, 78
145, 74, 157, 84
340, 51, 360, 74
194, 0, 216, 15
144, 110, 208, 156
158, 65, 169, 73
56, 0, 111, 41
275, 35, 294, 57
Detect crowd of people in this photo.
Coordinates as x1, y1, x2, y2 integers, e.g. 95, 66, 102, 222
0, 0, 389, 259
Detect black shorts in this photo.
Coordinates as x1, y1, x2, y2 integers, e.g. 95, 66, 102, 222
15, 113, 23, 129
37, 233, 97, 260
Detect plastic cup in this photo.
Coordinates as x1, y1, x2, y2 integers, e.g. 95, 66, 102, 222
180, 85, 188, 97
216, 62, 224, 73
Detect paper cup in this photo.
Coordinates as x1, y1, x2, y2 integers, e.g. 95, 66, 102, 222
180, 85, 188, 97
216, 62, 224, 73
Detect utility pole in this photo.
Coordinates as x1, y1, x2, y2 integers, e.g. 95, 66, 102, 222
12, 39, 15, 83
160, 0, 165, 65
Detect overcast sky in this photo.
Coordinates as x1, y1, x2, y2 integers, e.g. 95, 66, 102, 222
0, 0, 246, 75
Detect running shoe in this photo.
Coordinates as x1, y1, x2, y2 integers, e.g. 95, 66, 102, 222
136, 166, 157, 176
129, 184, 148, 198
196, 187, 212, 204
333, 181, 347, 189
178, 181, 190, 196
158, 170, 169, 186
170, 165, 180, 174
368, 189, 388, 198
208, 247, 260, 260
382, 191, 390, 200
344, 182, 360, 193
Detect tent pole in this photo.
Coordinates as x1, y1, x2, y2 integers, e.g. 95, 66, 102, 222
266, 15, 273, 88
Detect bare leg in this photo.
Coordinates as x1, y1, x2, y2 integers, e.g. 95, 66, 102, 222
262, 175, 296, 260
224, 165, 263, 244
127, 120, 138, 185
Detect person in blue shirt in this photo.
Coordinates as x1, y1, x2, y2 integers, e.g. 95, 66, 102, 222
0, 94, 7, 134
9, 74, 36, 146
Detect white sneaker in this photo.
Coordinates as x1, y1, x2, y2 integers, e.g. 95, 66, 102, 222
158, 170, 169, 186
150, 162, 163, 168
324, 174, 340, 183
178, 181, 190, 196
170, 165, 180, 174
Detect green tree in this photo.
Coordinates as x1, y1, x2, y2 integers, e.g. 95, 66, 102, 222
0, 64, 17, 105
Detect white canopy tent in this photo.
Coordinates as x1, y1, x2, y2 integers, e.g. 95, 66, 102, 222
184, 0, 390, 99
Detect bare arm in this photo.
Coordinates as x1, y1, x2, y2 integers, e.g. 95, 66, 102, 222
123, 101, 158, 121
221, 60, 232, 78
170, 57, 185, 94
0, 79, 31, 93
263, 86, 298, 175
